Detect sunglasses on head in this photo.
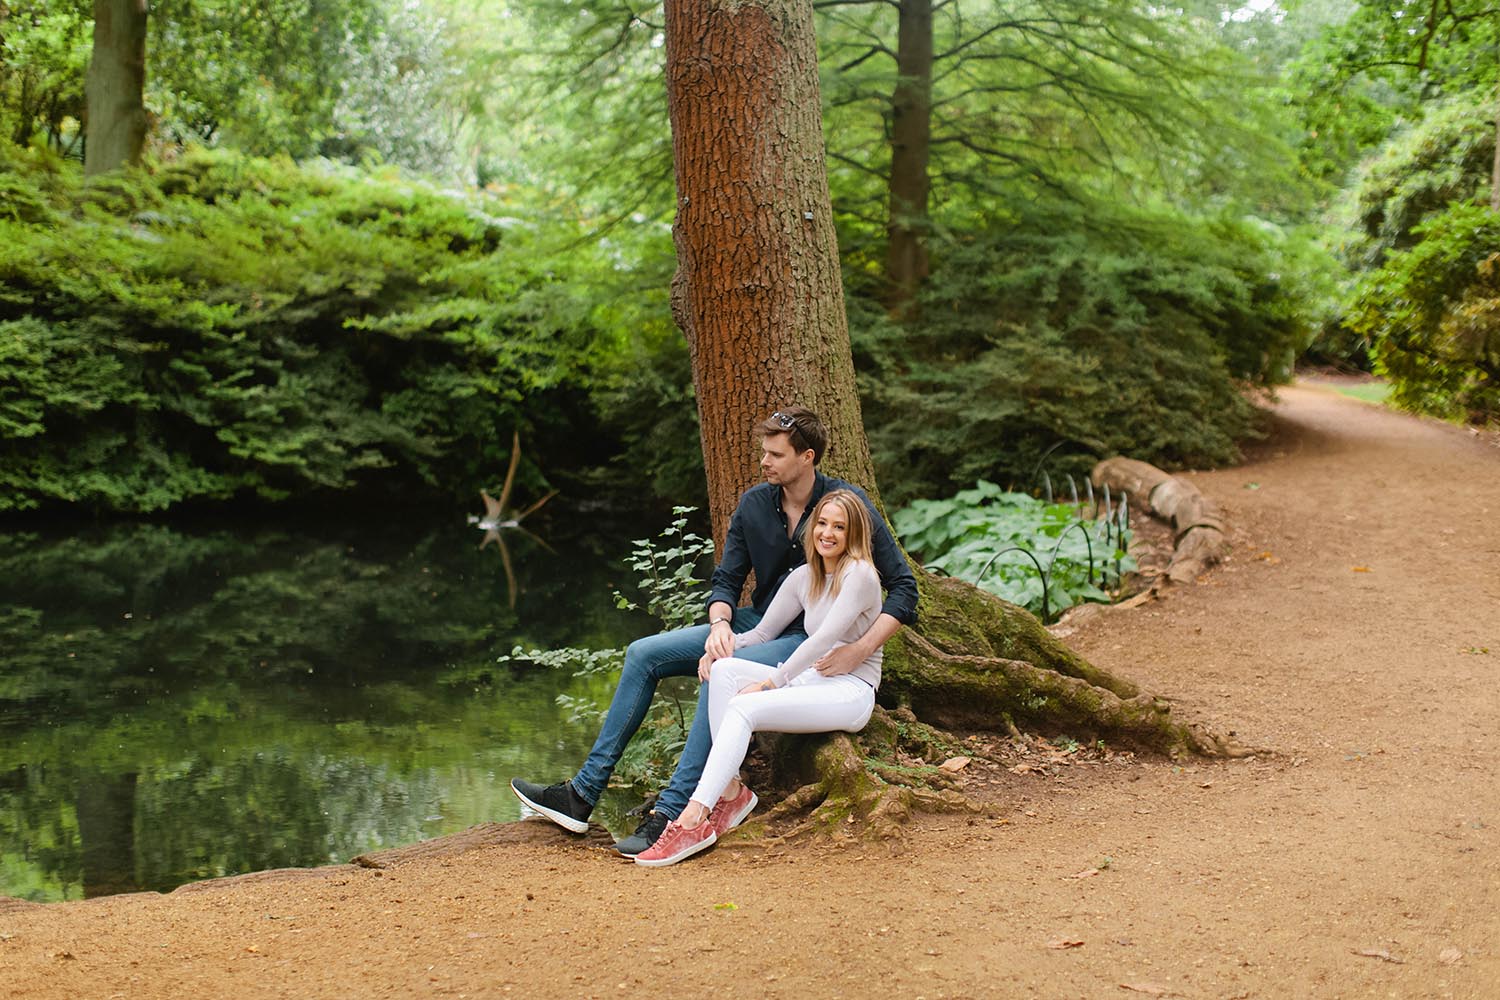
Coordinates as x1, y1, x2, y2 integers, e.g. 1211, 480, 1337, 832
770, 411, 799, 430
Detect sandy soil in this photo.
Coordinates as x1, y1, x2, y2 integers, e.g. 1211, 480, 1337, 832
3, 383, 1498, 1000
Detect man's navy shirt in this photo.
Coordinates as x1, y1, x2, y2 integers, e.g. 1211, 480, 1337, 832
706, 472, 919, 627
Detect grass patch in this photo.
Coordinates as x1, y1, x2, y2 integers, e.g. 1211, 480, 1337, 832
1332, 381, 1392, 403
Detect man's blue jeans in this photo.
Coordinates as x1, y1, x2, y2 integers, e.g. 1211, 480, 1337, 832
570, 608, 805, 819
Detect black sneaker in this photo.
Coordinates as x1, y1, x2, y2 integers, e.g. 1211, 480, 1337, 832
510, 778, 592, 833
613, 810, 670, 858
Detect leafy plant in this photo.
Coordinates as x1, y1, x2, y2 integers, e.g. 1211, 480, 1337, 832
611, 507, 716, 632
1349, 203, 1500, 420
497, 507, 714, 792
853, 200, 1325, 505
893, 482, 1135, 621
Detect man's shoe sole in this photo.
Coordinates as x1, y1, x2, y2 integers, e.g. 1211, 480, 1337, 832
633, 829, 718, 867
614, 836, 653, 859
510, 780, 589, 834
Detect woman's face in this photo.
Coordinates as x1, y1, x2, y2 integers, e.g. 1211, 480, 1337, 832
812, 499, 850, 567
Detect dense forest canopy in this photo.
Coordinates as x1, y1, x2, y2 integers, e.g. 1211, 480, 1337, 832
0, 0, 1495, 515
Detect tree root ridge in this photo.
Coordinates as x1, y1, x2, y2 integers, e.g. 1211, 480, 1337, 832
727, 716, 980, 849
896, 628, 1242, 757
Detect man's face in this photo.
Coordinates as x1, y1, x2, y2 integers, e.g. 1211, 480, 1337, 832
760, 432, 813, 486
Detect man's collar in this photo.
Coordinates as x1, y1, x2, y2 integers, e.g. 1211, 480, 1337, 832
774, 470, 826, 513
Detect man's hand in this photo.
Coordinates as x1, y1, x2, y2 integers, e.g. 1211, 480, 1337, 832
815, 613, 903, 675
812, 642, 864, 677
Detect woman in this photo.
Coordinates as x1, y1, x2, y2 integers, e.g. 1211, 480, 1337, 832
635, 489, 886, 867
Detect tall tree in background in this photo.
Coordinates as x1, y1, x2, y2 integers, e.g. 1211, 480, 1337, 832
83, 0, 146, 175
820, 0, 1289, 313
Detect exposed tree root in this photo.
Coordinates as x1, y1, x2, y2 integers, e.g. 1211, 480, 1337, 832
721, 707, 978, 850
728, 567, 1248, 846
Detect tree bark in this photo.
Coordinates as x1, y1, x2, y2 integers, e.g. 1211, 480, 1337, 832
1492, 85, 1500, 213
84, 0, 149, 177
664, 0, 878, 548
884, 0, 933, 317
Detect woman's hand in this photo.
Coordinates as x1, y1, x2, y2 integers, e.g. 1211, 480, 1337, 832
737, 679, 775, 695
698, 652, 715, 682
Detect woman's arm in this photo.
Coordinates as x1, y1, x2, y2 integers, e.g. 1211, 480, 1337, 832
731, 566, 807, 652
766, 562, 881, 688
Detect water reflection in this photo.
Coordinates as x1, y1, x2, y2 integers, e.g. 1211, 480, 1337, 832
0, 515, 656, 902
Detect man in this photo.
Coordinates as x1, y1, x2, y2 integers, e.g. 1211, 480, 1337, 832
511, 406, 918, 855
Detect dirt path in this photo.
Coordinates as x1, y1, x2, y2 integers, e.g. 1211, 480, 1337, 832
3, 384, 1498, 999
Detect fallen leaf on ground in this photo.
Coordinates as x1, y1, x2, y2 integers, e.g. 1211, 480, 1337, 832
1046, 938, 1085, 949
1063, 868, 1099, 880
712, 902, 737, 912
938, 756, 971, 773
1352, 566, 1371, 573
1118, 983, 1170, 995
1353, 948, 1403, 963
1438, 947, 1462, 965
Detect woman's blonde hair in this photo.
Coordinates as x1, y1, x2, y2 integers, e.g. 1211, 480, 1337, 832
804, 489, 874, 601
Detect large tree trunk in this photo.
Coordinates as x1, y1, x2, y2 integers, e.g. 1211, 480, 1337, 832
84, 0, 148, 177
665, 0, 878, 546
884, 0, 933, 317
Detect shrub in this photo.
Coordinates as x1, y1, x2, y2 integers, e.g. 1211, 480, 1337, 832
0, 147, 631, 511
853, 202, 1319, 505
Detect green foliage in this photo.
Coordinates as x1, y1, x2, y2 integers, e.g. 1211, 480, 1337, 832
0, 1, 91, 154
1349, 203, 1500, 419
856, 200, 1326, 504
821, 0, 1305, 227
1327, 97, 1500, 420
1339, 101, 1498, 270
612, 507, 716, 632
893, 482, 1135, 621
0, 146, 643, 512
497, 507, 714, 794
1286, 0, 1500, 185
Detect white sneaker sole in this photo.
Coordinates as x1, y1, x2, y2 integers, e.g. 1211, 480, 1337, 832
634, 829, 718, 867
510, 781, 590, 834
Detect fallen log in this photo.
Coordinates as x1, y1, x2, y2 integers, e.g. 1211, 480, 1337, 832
1091, 457, 1228, 585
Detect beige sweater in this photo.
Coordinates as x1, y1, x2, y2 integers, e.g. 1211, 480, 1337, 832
733, 560, 884, 689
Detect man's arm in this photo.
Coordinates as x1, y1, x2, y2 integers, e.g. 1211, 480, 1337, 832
706, 499, 753, 613
858, 490, 919, 626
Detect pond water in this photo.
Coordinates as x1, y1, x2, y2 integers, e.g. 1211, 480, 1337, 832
0, 512, 679, 902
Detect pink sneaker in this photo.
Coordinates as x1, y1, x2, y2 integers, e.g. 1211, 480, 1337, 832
633, 818, 717, 867
709, 783, 758, 835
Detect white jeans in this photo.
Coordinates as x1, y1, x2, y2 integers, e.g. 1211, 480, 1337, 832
690, 657, 876, 810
